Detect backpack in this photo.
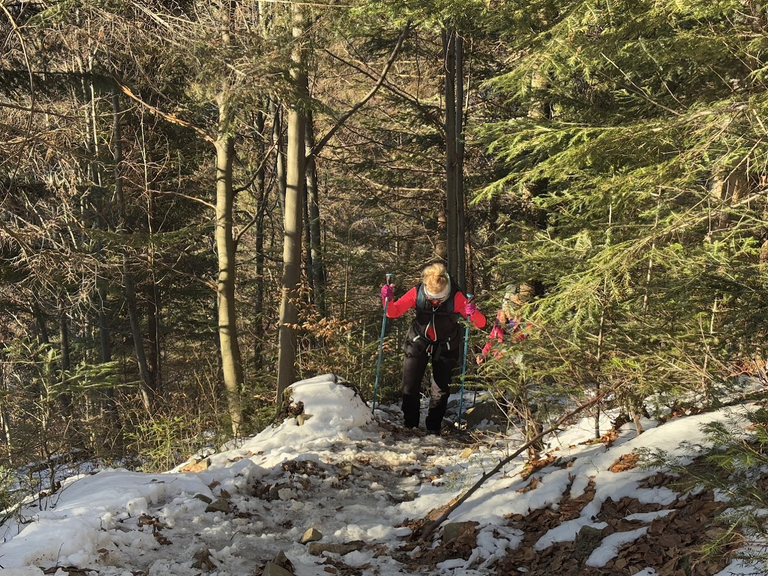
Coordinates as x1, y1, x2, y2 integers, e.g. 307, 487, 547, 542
414, 275, 463, 322
404, 275, 464, 359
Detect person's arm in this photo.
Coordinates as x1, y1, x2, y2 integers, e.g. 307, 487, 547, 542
490, 316, 505, 342
454, 292, 486, 329
386, 286, 418, 319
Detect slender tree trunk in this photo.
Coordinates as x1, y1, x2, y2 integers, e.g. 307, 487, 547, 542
215, 97, 245, 435
97, 280, 111, 363
305, 112, 326, 315
455, 34, 467, 289
113, 90, 154, 411
123, 253, 153, 409
32, 302, 50, 344
443, 29, 458, 278
276, 3, 308, 403
57, 302, 73, 413
303, 169, 313, 298
253, 107, 267, 371
273, 100, 286, 215
145, 175, 161, 391
442, 28, 467, 287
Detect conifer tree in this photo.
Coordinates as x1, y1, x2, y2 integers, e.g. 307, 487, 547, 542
477, 0, 768, 420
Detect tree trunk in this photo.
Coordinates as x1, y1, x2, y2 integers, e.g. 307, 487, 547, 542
253, 106, 267, 371
276, 3, 308, 403
32, 302, 50, 344
215, 97, 245, 435
443, 28, 467, 287
145, 184, 161, 391
305, 112, 326, 315
454, 34, 467, 290
57, 302, 73, 413
113, 90, 154, 411
443, 29, 458, 278
273, 99, 286, 215
97, 280, 111, 363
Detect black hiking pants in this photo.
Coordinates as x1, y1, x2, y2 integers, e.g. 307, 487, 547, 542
401, 346, 460, 431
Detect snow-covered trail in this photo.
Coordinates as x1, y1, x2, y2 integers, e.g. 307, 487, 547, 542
0, 374, 759, 576
0, 376, 507, 576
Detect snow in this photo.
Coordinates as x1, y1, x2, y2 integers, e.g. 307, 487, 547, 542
0, 373, 759, 575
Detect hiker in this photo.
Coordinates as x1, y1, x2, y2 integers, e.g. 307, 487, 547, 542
380, 262, 486, 433
477, 283, 532, 364
476, 283, 542, 453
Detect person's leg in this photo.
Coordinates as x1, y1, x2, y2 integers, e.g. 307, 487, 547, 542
425, 353, 458, 432
401, 353, 428, 428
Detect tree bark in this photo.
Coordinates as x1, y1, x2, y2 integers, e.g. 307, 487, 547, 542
253, 106, 267, 371
443, 29, 458, 278
443, 28, 467, 287
305, 112, 326, 315
276, 3, 308, 403
273, 99, 286, 215
215, 97, 245, 435
454, 34, 467, 290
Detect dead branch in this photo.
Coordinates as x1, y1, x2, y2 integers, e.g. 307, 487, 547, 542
116, 81, 215, 145
418, 387, 616, 541
308, 21, 411, 159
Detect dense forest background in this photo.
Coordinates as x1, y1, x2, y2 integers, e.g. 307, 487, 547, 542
2, 0, 768, 497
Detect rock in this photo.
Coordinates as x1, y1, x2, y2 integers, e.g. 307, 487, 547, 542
442, 521, 478, 543
297, 413, 313, 425
192, 548, 215, 570
193, 493, 213, 504
300, 527, 323, 544
180, 457, 211, 473
272, 550, 293, 571
573, 525, 603, 562
307, 541, 365, 556
263, 561, 294, 576
462, 401, 505, 428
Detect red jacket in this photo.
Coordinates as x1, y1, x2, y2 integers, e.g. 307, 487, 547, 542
479, 311, 529, 362
386, 286, 486, 338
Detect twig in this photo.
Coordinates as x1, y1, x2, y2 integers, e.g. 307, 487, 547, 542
116, 81, 214, 145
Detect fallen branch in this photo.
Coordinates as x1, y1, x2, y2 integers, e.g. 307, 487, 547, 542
418, 388, 615, 541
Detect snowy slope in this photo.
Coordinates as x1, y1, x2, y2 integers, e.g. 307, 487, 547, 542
0, 374, 758, 576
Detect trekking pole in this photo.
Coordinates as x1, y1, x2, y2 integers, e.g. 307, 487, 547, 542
372, 273, 392, 414
457, 294, 472, 428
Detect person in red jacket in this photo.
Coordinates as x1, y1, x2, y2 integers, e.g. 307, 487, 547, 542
477, 284, 532, 364
380, 262, 486, 433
